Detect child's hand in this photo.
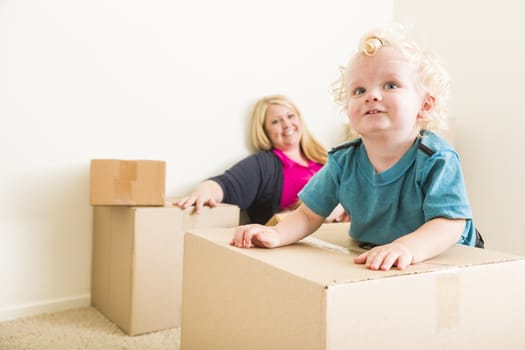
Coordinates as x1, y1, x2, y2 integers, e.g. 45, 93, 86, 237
354, 242, 413, 271
230, 224, 281, 248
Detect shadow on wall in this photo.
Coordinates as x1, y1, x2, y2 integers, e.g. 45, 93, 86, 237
5, 163, 93, 299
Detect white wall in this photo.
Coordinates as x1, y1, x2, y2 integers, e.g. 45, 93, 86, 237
0, 0, 394, 320
394, 0, 525, 256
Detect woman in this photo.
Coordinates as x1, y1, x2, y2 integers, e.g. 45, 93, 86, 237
174, 94, 347, 224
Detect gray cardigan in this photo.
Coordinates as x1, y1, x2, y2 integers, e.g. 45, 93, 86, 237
210, 151, 283, 224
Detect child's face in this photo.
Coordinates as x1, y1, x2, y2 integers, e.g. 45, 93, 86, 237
263, 104, 303, 151
345, 47, 432, 141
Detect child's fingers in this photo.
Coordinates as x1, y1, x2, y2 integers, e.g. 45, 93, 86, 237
231, 225, 266, 248
253, 231, 280, 248
365, 250, 389, 270
251, 233, 265, 247
231, 226, 249, 247
243, 228, 254, 247
353, 251, 369, 264
238, 227, 252, 247
396, 254, 412, 270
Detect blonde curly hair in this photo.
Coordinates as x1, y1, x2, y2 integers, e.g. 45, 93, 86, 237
332, 24, 450, 139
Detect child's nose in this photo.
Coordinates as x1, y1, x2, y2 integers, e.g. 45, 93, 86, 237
365, 90, 382, 103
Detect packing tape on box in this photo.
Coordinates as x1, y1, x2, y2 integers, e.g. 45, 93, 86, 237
301, 236, 361, 255
435, 269, 460, 332
114, 179, 133, 202
119, 161, 138, 181
113, 161, 137, 202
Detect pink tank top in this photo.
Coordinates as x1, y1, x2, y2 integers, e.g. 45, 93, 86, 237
272, 148, 323, 211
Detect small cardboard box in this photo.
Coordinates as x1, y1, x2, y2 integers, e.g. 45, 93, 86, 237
90, 159, 166, 206
181, 224, 525, 349
91, 203, 239, 335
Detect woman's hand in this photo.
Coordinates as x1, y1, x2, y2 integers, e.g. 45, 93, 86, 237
230, 224, 281, 248
173, 180, 224, 214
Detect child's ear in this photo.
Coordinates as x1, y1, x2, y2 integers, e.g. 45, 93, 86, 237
418, 95, 435, 120
422, 95, 435, 111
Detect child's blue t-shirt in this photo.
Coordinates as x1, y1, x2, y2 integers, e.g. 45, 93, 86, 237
299, 130, 477, 246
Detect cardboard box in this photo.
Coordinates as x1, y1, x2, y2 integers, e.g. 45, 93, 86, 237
265, 212, 290, 226
90, 159, 166, 206
91, 203, 239, 335
181, 224, 525, 349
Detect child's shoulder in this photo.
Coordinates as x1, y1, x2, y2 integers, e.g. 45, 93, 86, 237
418, 130, 455, 157
329, 138, 363, 155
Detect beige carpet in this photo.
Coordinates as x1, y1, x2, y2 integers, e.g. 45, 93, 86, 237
0, 307, 180, 350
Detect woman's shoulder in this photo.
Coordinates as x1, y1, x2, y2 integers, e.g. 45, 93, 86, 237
237, 150, 275, 161
229, 150, 277, 170
224, 150, 280, 178
252, 150, 279, 160
245, 150, 281, 168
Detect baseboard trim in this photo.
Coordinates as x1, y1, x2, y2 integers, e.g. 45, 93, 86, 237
0, 294, 91, 322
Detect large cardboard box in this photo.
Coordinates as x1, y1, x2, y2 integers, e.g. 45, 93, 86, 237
91, 203, 239, 335
90, 159, 166, 206
181, 224, 525, 349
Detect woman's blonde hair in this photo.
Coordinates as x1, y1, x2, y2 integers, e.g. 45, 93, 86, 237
251, 94, 328, 164
332, 24, 450, 138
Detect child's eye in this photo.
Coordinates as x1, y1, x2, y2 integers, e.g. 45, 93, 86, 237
271, 119, 279, 125
384, 82, 398, 90
353, 87, 366, 95
287, 113, 296, 119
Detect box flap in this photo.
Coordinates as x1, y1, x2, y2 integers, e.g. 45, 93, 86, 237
186, 225, 524, 287
310, 224, 522, 266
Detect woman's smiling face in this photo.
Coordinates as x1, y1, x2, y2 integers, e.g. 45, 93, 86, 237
264, 104, 303, 151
